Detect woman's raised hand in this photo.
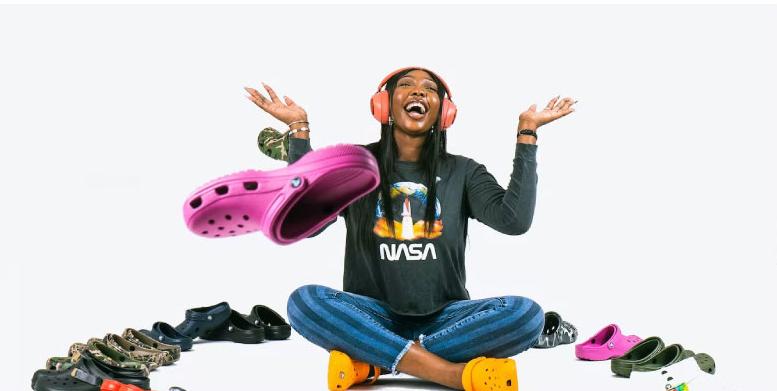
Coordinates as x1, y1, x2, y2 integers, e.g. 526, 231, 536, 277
244, 83, 308, 126
518, 96, 577, 131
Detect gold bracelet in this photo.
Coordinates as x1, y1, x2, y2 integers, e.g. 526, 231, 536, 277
287, 120, 309, 127
289, 126, 310, 135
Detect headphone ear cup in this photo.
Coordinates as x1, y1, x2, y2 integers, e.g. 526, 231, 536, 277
370, 91, 391, 124
439, 98, 457, 130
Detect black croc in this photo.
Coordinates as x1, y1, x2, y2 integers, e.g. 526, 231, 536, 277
245, 304, 291, 340
175, 301, 232, 339
32, 349, 150, 391
140, 322, 193, 351
201, 310, 265, 344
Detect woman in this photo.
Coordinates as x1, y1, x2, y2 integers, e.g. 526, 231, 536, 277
245, 67, 576, 390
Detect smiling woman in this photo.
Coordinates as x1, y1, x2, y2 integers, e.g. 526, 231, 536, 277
244, 66, 576, 391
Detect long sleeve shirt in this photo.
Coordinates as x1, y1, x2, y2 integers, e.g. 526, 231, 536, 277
288, 137, 538, 316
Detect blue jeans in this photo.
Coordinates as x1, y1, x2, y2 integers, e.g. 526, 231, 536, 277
286, 285, 544, 373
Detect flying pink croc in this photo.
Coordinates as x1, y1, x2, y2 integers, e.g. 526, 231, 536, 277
575, 324, 642, 361
183, 144, 379, 245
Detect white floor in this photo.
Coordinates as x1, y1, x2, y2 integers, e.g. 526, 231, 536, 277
111, 334, 742, 391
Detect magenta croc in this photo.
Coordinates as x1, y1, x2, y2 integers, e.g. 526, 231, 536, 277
183, 144, 379, 245
575, 324, 642, 361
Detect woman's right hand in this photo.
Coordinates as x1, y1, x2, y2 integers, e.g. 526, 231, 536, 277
244, 83, 308, 126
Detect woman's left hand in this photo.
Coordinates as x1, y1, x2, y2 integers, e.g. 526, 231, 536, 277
517, 96, 577, 131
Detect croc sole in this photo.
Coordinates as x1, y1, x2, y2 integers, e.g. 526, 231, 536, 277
183, 144, 379, 245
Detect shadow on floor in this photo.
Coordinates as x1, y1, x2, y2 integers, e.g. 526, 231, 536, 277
368, 378, 450, 390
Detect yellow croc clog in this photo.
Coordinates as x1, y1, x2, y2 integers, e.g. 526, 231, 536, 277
461, 356, 518, 391
327, 350, 380, 390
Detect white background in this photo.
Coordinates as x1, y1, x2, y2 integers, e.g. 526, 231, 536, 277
1, 5, 775, 391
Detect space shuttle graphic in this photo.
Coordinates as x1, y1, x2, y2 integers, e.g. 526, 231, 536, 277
401, 196, 414, 240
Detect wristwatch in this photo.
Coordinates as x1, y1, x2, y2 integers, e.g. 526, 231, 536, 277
518, 129, 538, 139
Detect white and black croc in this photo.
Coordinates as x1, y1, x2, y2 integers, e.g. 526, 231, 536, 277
534, 311, 578, 349
632, 354, 719, 390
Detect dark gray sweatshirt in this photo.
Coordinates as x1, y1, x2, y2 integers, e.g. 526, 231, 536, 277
288, 137, 538, 316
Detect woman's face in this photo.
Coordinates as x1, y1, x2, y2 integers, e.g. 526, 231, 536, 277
390, 69, 441, 135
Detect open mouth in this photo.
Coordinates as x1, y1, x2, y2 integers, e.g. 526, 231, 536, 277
404, 100, 427, 120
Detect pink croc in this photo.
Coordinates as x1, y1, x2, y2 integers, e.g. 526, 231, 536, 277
183, 144, 379, 245
575, 324, 642, 361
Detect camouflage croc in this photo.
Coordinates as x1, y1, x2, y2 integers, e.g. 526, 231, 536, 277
104, 333, 172, 369
69, 339, 149, 376
45, 356, 74, 371
534, 311, 578, 349
122, 328, 181, 362
257, 127, 290, 161
32, 349, 150, 391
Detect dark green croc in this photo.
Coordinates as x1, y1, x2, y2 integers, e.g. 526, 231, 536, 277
611, 336, 665, 377
691, 353, 716, 375
257, 127, 290, 161
638, 343, 695, 372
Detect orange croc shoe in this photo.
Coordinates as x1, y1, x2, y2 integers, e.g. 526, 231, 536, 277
100, 379, 150, 391
327, 350, 380, 390
461, 357, 518, 391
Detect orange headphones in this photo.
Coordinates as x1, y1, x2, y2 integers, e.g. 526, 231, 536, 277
370, 67, 458, 131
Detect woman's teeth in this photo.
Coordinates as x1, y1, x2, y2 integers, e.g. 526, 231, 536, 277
404, 102, 426, 119
405, 101, 426, 113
